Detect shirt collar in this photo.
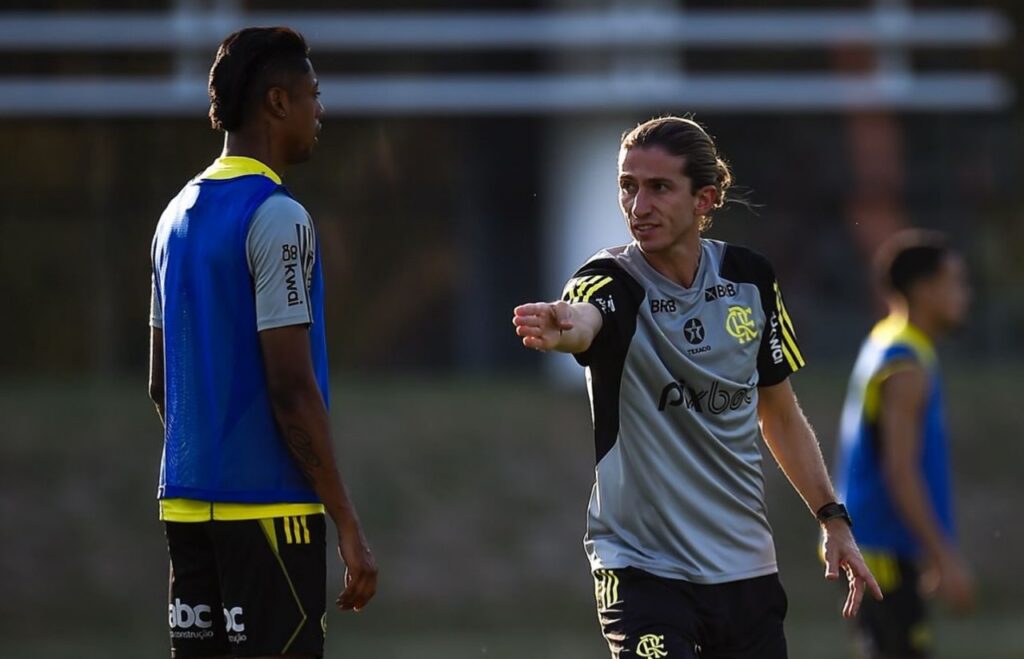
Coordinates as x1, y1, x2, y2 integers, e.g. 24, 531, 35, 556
199, 156, 282, 185
872, 314, 937, 364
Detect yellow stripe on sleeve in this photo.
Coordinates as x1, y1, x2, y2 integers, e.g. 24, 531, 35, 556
774, 283, 798, 335
780, 325, 804, 369
774, 283, 805, 367
780, 340, 800, 372
564, 276, 597, 303
581, 276, 613, 303
577, 276, 601, 302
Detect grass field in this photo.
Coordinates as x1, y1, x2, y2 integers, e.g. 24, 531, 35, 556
2, 616, 1022, 659
1, 368, 1021, 657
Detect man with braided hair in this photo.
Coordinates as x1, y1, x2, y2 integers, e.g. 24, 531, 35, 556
513, 116, 881, 659
150, 27, 376, 659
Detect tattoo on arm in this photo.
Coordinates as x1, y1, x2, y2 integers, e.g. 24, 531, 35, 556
285, 426, 322, 478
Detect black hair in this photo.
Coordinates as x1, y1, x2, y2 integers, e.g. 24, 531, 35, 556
621, 116, 734, 231
875, 230, 951, 298
208, 26, 310, 132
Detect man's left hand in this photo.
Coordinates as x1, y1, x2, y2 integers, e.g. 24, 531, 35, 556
821, 519, 884, 618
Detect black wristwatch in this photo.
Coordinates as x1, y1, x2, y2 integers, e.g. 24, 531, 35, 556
816, 502, 853, 529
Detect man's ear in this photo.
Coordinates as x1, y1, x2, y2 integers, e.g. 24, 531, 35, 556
694, 184, 718, 216
266, 86, 290, 119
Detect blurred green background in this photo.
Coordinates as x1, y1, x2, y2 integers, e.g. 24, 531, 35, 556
2, 368, 1022, 657
2, 1, 1023, 657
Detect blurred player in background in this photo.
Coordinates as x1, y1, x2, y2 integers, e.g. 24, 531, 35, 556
835, 231, 974, 659
513, 116, 881, 659
149, 27, 376, 658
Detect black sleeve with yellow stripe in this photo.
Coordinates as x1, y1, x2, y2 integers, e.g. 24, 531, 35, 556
563, 272, 616, 305
756, 277, 805, 385
562, 259, 645, 368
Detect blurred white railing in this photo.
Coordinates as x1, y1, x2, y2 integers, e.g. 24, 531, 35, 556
0, 6, 1012, 115
0, 9, 1011, 50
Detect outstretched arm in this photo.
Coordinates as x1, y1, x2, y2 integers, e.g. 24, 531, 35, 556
758, 379, 883, 618
512, 301, 604, 353
260, 325, 378, 612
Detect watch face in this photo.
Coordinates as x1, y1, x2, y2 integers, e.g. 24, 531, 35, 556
818, 503, 845, 518
817, 503, 852, 527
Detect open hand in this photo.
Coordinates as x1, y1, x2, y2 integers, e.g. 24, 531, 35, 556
822, 520, 884, 618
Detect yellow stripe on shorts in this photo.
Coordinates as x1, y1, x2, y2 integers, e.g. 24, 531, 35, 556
594, 569, 620, 610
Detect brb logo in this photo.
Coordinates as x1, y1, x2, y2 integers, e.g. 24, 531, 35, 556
704, 283, 737, 301
650, 298, 677, 314
168, 599, 245, 633
658, 379, 753, 415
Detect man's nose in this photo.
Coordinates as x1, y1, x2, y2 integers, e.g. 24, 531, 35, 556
631, 191, 652, 217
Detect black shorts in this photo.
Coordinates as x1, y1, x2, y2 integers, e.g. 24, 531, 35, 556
594, 567, 788, 659
165, 515, 326, 658
854, 552, 930, 658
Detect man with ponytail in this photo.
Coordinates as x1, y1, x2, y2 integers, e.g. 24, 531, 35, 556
513, 116, 880, 658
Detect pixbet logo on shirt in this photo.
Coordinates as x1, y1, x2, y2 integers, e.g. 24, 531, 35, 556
168, 598, 245, 634
657, 379, 754, 415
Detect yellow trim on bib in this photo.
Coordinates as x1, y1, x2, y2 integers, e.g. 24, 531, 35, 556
861, 550, 903, 594
200, 156, 282, 184
863, 315, 937, 423
159, 498, 324, 522
869, 315, 936, 366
